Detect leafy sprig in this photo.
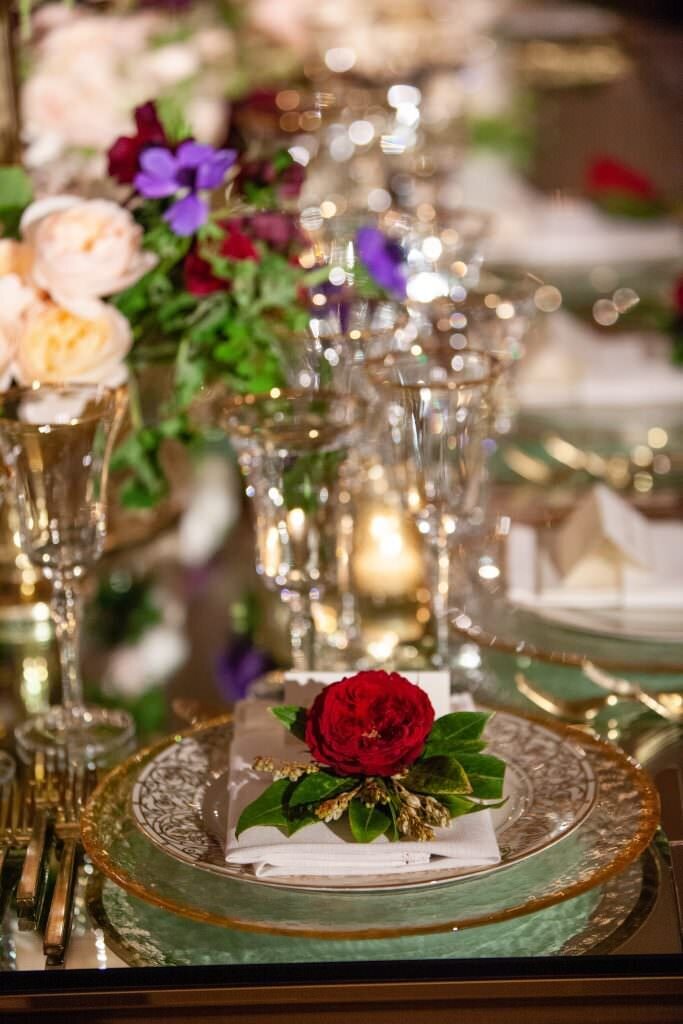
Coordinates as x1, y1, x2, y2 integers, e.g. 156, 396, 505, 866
236, 708, 506, 843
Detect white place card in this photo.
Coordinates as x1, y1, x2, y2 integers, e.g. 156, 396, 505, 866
284, 670, 452, 719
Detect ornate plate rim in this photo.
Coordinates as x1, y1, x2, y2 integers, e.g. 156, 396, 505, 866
81, 710, 661, 939
127, 710, 598, 893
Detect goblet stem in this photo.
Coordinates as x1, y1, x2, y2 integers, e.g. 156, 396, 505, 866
431, 518, 452, 671
50, 576, 84, 710
288, 591, 316, 671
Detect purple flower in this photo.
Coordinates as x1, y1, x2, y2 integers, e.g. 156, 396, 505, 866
134, 141, 237, 236
356, 226, 407, 299
215, 637, 274, 702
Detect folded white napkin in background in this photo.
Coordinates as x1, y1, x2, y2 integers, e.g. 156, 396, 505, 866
516, 311, 683, 410
224, 693, 500, 879
507, 485, 683, 609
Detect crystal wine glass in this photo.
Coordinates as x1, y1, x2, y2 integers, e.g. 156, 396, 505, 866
221, 389, 365, 670
366, 345, 497, 668
0, 383, 134, 764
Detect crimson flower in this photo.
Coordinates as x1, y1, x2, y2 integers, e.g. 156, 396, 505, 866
108, 102, 168, 185
183, 219, 260, 296
586, 157, 656, 199
304, 670, 435, 777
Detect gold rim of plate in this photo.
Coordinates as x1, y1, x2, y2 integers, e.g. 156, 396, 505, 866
81, 711, 660, 940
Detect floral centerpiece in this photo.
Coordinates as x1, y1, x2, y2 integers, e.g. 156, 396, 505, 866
0, 97, 411, 511
237, 671, 506, 843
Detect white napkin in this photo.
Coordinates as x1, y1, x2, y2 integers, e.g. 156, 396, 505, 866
507, 485, 683, 610
517, 311, 683, 409
224, 694, 500, 879
456, 154, 683, 268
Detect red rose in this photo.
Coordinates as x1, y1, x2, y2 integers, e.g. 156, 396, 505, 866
304, 671, 435, 777
221, 219, 260, 262
183, 220, 260, 295
586, 157, 655, 199
108, 102, 167, 185
184, 248, 225, 296
674, 276, 683, 316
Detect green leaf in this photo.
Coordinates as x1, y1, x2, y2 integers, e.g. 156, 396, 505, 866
421, 712, 492, 759
403, 755, 472, 796
0, 166, 33, 237
287, 810, 320, 835
440, 793, 508, 818
156, 95, 192, 144
289, 771, 355, 808
270, 705, 307, 740
348, 799, 391, 843
235, 779, 291, 837
455, 753, 506, 800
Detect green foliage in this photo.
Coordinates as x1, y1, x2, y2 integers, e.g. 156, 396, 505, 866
348, 799, 391, 843
289, 770, 355, 808
109, 203, 311, 506
420, 711, 492, 759
403, 755, 472, 796
235, 779, 293, 837
270, 705, 308, 741
592, 193, 668, 220
453, 753, 506, 800
0, 166, 33, 237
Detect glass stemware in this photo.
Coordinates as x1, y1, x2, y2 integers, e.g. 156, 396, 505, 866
366, 346, 496, 669
221, 390, 365, 670
0, 383, 134, 763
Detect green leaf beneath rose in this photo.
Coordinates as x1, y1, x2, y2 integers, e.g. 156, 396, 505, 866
348, 799, 392, 843
420, 711, 492, 759
235, 778, 292, 837
270, 705, 307, 740
403, 755, 472, 796
289, 770, 355, 809
455, 753, 506, 800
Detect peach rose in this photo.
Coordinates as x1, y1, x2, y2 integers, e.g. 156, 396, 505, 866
0, 274, 40, 388
0, 240, 34, 281
14, 299, 131, 387
21, 196, 156, 317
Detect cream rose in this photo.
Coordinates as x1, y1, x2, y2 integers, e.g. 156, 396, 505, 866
0, 273, 41, 387
21, 196, 156, 316
14, 299, 131, 387
0, 240, 34, 281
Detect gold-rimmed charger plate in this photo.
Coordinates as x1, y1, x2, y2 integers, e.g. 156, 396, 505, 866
128, 709, 597, 893
81, 710, 659, 940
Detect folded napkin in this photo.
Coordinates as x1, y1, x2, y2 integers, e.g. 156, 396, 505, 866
224, 693, 501, 879
456, 154, 682, 268
507, 485, 683, 610
517, 311, 683, 409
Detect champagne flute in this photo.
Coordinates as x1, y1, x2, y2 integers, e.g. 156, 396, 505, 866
0, 383, 134, 763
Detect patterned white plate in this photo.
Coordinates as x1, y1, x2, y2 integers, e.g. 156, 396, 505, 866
130, 709, 597, 893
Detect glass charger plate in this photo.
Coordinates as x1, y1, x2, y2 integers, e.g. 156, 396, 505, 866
86, 848, 659, 966
453, 593, 683, 674
81, 712, 659, 939
129, 709, 597, 893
